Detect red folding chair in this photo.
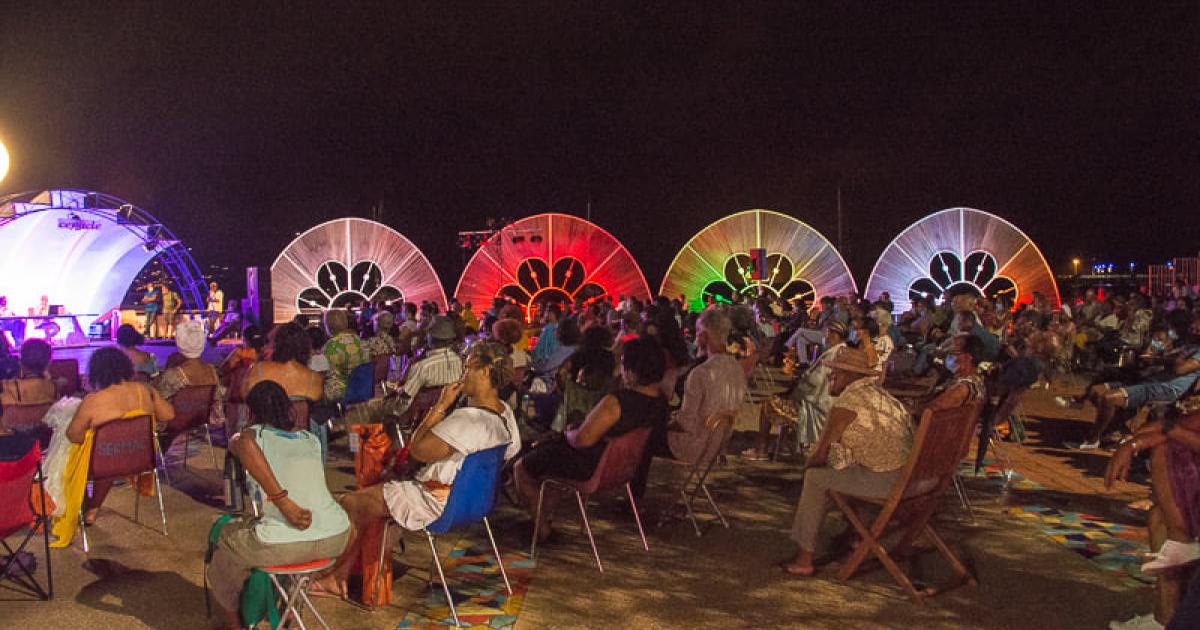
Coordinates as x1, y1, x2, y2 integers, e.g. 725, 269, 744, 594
161, 384, 218, 477
0, 401, 53, 435
80, 414, 167, 553
531, 426, 652, 572
0, 435, 52, 600
830, 403, 982, 603
47, 358, 80, 397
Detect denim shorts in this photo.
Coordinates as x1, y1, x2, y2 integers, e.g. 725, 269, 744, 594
1111, 374, 1198, 408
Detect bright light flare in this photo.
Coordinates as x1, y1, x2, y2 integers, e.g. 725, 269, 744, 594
0, 139, 9, 184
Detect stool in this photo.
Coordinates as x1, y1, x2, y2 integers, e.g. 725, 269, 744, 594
259, 557, 336, 630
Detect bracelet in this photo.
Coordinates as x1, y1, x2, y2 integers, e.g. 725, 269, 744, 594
265, 489, 288, 503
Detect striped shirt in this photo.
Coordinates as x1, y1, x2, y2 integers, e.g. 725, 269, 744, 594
402, 348, 464, 399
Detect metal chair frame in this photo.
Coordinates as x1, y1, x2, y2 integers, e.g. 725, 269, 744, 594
260, 558, 336, 630
79, 415, 168, 553
656, 412, 735, 536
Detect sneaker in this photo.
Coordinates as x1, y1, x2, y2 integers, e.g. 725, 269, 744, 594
1064, 440, 1100, 451
1142, 540, 1200, 574
1109, 613, 1163, 630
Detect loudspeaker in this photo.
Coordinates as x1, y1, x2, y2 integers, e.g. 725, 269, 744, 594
245, 266, 273, 330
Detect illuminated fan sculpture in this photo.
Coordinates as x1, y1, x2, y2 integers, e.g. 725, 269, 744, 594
454, 213, 651, 319
660, 209, 857, 312
271, 218, 446, 322
864, 207, 1060, 314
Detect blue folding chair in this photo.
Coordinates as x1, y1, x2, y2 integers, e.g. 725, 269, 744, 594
378, 444, 511, 628
341, 363, 376, 406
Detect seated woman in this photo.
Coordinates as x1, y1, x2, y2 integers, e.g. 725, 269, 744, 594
531, 316, 582, 376
782, 347, 912, 576
320, 309, 369, 403
219, 325, 267, 382
1106, 406, 1200, 629
209, 380, 351, 630
115, 323, 159, 378
241, 323, 323, 433
925, 334, 986, 412
514, 337, 670, 542
64, 347, 175, 525
551, 325, 617, 431
154, 320, 225, 448
314, 342, 520, 596
0, 338, 56, 407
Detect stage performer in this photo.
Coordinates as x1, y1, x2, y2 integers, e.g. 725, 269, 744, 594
141, 283, 162, 338
207, 281, 225, 331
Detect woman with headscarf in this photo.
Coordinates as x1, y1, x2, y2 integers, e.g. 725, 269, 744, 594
154, 320, 226, 447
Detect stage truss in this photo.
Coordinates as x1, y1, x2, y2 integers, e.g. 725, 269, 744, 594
270, 217, 446, 321
659, 209, 857, 312
864, 207, 1060, 313
454, 213, 650, 319
0, 189, 206, 317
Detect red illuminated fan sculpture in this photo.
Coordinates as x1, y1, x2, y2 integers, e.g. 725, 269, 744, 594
454, 213, 651, 319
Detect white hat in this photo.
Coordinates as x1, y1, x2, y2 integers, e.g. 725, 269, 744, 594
175, 320, 207, 359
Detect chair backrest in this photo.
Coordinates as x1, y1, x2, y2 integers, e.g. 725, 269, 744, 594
401, 386, 443, 426
892, 403, 982, 505
89, 414, 156, 482
0, 438, 40, 538
372, 354, 390, 384
694, 410, 737, 468
48, 358, 80, 396
225, 364, 250, 403
424, 444, 508, 535
580, 426, 652, 495
342, 363, 375, 404
0, 401, 53, 433
165, 384, 217, 433
289, 397, 311, 431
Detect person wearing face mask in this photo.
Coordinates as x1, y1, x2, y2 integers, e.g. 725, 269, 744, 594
743, 321, 849, 461
926, 335, 986, 412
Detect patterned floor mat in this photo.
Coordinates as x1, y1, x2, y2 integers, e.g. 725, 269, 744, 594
397, 541, 535, 629
1006, 505, 1152, 588
958, 456, 1152, 589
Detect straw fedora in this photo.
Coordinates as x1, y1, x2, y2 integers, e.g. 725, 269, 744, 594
823, 347, 880, 375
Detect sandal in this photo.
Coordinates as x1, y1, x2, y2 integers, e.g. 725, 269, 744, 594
780, 562, 815, 576
308, 578, 348, 600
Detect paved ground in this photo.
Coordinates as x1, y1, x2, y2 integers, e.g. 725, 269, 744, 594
1, 373, 1158, 629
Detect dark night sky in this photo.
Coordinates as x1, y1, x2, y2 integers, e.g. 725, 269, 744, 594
2, 3, 1197, 297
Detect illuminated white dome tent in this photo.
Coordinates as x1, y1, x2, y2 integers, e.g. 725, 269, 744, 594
0, 189, 205, 317
659, 209, 857, 312
271, 217, 446, 322
864, 207, 1060, 314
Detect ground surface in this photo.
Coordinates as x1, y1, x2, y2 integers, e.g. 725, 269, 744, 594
1, 370, 1159, 629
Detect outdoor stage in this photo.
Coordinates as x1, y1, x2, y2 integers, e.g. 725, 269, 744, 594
51, 339, 233, 378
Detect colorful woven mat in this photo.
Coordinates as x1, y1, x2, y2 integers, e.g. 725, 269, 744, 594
397, 540, 534, 629
1006, 505, 1152, 589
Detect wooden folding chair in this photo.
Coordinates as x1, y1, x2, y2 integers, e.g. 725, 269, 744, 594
830, 402, 982, 603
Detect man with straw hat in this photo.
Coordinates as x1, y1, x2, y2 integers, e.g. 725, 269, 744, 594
781, 346, 912, 576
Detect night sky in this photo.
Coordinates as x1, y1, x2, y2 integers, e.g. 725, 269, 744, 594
2, 4, 1196, 298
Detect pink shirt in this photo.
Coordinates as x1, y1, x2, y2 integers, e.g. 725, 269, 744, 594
668, 353, 747, 463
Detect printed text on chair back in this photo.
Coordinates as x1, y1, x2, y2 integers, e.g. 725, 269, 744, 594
425, 445, 507, 536
165, 385, 217, 433
90, 415, 155, 481
1, 402, 52, 433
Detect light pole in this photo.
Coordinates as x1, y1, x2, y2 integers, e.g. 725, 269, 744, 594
1072, 258, 1080, 276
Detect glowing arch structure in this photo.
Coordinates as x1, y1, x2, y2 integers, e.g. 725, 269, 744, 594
0, 189, 205, 316
864, 207, 1060, 313
455, 213, 650, 318
271, 218, 446, 322
660, 209, 857, 312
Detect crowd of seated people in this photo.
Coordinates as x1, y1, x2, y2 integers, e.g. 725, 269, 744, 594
16, 278, 1200, 629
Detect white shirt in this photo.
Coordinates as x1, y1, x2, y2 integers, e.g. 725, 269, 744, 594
420, 403, 521, 484
208, 290, 225, 312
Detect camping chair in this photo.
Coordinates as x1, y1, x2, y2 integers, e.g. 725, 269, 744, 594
830, 403, 981, 603
47, 358, 81, 397
1, 401, 53, 447
377, 445, 511, 628
531, 426, 652, 573
656, 411, 736, 536
161, 384, 218, 477
0, 434, 52, 600
80, 414, 167, 553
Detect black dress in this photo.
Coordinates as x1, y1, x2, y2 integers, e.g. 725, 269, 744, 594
522, 388, 669, 481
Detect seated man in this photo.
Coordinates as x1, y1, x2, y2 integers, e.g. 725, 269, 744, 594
634, 309, 746, 495
315, 342, 520, 596
391, 317, 463, 414
743, 321, 848, 460
784, 296, 838, 361
0, 338, 56, 406
1072, 343, 1200, 450
782, 347, 912, 576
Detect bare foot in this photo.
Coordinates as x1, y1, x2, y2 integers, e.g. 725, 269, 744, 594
309, 576, 347, 600
781, 561, 815, 576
